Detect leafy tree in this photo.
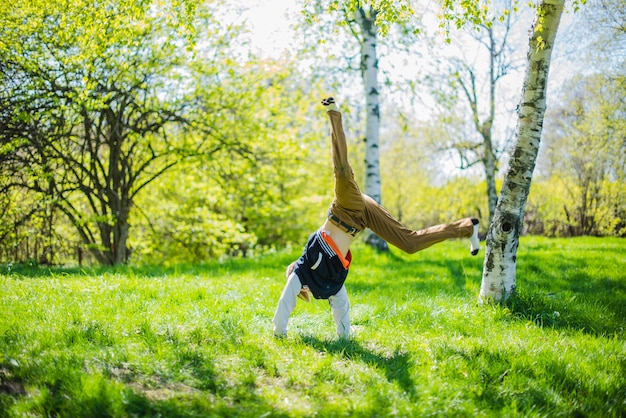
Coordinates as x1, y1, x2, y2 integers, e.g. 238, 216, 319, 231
540, 73, 626, 236
130, 61, 334, 263
0, 0, 245, 265
480, 0, 566, 302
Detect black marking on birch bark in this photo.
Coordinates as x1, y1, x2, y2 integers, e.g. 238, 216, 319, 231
485, 251, 494, 270
372, 103, 380, 118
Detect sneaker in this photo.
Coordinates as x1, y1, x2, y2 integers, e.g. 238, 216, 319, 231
321, 97, 339, 112
470, 218, 480, 256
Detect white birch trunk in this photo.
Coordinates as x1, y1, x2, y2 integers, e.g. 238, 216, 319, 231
480, 0, 565, 302
356, 8, 388, 251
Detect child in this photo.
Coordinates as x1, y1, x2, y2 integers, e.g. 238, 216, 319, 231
273, 97, 480, 338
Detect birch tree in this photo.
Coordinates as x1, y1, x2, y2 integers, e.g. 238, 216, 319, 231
352, 7, 389, 250
480, 0, 566, 302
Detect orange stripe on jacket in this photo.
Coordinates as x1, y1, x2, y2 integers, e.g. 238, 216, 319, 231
321, 231, 352, 270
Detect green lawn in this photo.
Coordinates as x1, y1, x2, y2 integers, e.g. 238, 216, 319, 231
1, 236, 624, 417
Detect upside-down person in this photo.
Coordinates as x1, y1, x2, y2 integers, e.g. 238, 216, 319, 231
273, 97, 480, 339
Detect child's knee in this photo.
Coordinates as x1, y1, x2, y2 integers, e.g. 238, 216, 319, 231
334, 166, 353, 179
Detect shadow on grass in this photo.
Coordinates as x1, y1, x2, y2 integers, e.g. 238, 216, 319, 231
300, 335, 418, 399
119, 386, 288, 418
502, 288, 626, 337
505, 242, 626, 337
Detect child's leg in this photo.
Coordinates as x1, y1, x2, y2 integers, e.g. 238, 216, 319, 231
323, 99, 366, 229
362, 194, 478, 254
273, 272, 302, 337
328, 285, 350, 338
322, 98, 480, 255
328, 110, 364, 212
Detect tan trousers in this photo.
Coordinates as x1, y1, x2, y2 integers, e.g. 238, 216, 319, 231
326, 110, 474, 254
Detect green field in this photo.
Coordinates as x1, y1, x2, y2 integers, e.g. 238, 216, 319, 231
1, 236, 624, 417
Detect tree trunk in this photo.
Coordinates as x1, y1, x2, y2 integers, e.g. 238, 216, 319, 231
356, 7, 388, 251
114, 215, 129, 264
479, 0, 565, 302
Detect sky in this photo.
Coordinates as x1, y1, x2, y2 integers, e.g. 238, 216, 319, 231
233, 0, 299, 58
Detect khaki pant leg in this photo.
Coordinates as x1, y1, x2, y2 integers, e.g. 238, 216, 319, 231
362, 195, 475, 254
327, 110, 366, 229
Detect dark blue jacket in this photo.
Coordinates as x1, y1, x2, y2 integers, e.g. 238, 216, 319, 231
294, 230, 352, 299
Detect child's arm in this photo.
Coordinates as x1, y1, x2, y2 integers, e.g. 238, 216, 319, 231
273, 272, 302, 337
329, 285, 350, 339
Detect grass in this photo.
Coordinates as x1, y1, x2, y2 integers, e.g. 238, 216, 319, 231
0, 236, 624, 417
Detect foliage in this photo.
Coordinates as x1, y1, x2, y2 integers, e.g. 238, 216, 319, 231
130, 167, 259, 263
536, 72, 626, 236
0, 0, 329, 266
0, 0, 220, 265
381, 135, 492, 232
303, 0, 505, 38
0, 237, 624, 416
302, 0, 418, 37
526, 177, 626, 237
128, 61, 333, 264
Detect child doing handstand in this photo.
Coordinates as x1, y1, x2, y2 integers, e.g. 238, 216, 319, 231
273, 97, 480, 338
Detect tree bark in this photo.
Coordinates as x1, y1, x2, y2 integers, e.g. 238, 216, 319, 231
480, 0, 565, 302
356, 7, 389, 251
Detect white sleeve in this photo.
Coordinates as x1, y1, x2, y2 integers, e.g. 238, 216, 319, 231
272, 272, 302, 337
328, 285, 350, 338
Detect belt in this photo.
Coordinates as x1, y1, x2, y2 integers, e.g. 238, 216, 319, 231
327, 211, 361, 237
